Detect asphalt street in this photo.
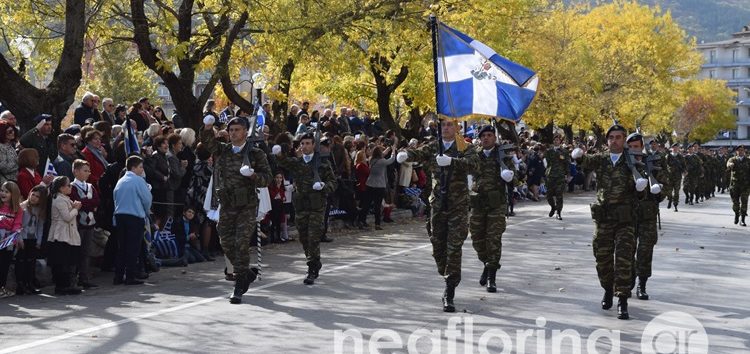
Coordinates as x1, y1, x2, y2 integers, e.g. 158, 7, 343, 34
0, 192, 748, 353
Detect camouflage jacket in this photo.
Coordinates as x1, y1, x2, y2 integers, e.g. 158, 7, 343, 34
469, 145, 515, 210
199, 129, 272, 208
405, 140, 476, 208
665, 152, 685, 178
544, 146, 570, 179
726, 155, 750, 189
636, 152, 668, 206
276, 151, 337, 211
684, 154, 703, 178
578, 152, 637, 205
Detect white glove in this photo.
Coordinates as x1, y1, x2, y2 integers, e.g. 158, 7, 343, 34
272, 145, 282, 156
635, 178, 648, 192
650, 183, 662, 195
436, 154, 452, 167
571, 148, 584, 159
35, 118, 48, 130
501, 169, 514, 182
203, 115, 215, 126
396, 151, 408, 164
240, 165, 254, 177
312, 182, 325, 191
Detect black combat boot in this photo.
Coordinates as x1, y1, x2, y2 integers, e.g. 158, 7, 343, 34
313, 261, 322, 279
479, 266, 488, 286
617, 296, 629, 320
486, 268, 497, 293
601, 288, 613, 310
442, 284, 456, 312
548, 205, 556, 217
636, 278, 649, 300
734, 213, 740, 225
303, 262, 315, 285
684, 196, 689, 205
673, 202, 678, 212
556, 211, 562, 220
667, 200, 672, 209
741, 215, 747, 227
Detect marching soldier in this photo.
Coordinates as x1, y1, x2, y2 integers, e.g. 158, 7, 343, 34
572, 122, 647, 320
397, 119, 476, 312
544, 134, 570, 220
717, 146, 730, 194
272, 132, 337, 285
468, 125, 515, 293
683, 143, 703, 205
628, 134, 668, 301
200, 115, 272, 304
665, 143, 685, 212
726, 145, 750, 226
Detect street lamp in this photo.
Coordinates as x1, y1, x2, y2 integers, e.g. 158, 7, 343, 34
251, 72, 266, 110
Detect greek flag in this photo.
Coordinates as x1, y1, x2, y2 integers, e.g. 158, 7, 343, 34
256, 106, 266, 127
44, 158, 57, 176
124, 118, 140, 156
436, 22, 538, 122
0, 231, 19, 250
219, 110, 231, 124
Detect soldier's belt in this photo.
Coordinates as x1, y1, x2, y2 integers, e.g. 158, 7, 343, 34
294, 194, 325, 211
470, 191, 505, 210
217, 187, 257, 208
590, 202, 633, 223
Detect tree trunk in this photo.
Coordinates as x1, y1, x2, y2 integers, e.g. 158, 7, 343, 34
401, 95, 422, 140
271, 58, 295, 136
561, 124, 574, 144
539, 121, 554, 144
591, 123, 604, 148
369, 54, 408, 138
0, 0, 85, 133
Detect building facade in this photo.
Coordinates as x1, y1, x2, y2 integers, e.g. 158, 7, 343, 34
698, 24, 750, 141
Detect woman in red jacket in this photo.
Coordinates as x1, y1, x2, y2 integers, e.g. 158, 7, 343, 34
353, 150, 370, 228
80, 130, 107, 192
17, 149, 52, 199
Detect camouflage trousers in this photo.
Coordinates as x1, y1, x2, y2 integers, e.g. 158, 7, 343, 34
546, 177, 566, 212
593, 220, 636, 298
666, 177, 682, 205
683, 176, 699, 196
729, 186, 750, 216
634, 217, 658, 280
470, 206, 506, 271
297, 208, 325, 268
431, 204, 469, 287
218, 204, 258, 276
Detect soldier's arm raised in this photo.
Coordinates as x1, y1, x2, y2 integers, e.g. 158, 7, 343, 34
199, 119, 223, 156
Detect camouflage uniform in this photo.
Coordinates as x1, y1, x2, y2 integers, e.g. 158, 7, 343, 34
665, 152, 685, 208
405, 140, 476, 287
726, 155, 750, 218
276, 151, 337, 274
716, 153, 729, 193
683, 153, 703, 204
634, 152, 668, 283
578, 152, 637, 298
200, 129, 271, 278
469, 145, 514, 272
544, 146, 570, 214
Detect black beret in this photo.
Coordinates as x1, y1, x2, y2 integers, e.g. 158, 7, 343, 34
478, 125, 494, 136
626, 132, 643, 143
606, 123, 626, 138
34, 114, 52, 123
227, 116, 249, 130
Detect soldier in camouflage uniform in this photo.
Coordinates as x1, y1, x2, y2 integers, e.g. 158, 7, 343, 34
272, 132, 337, 285
200, 116, 272, 304
469, 125, 515, 293
726, 145, 750, 226
572, 123, 646, 320
397, 119, 476, 312
683, 143, 703, 205
544, 134, 570, 220
695, 144, 711, 202
665, 143, 685, 212
629, 135, 668, 301
717, 147, 730, 194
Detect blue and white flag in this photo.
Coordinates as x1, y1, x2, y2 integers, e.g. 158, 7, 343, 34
44, 158, 57, 176
256, 105, 266, 127
0, 231, 19, 250
219, 109, 231, 124
436, 22, 538, 122
124, 118, 140, 156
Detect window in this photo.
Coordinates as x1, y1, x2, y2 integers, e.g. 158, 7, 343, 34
709, 70, 716, 78
709, 50, 717, 63
732, 108, 739, 116
733, 49, 739, 62
732, 68, 740, 79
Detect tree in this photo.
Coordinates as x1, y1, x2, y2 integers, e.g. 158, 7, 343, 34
0, 0, 86, 132
673, 79, 736, 143
81, 41, 159, 106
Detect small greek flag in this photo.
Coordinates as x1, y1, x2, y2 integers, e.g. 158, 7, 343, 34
0, 231, 19, 250
256, 106, 266, 127
219, 109, 231, 124
435, 21, 538, 122
45, 158, 57, 176
124, 118, 140, 156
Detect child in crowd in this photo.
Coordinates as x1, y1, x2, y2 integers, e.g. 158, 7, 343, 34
70, 160, 100, 289
173, 207, 205, 263
15, 185, 48, 295
48, 176, 84, 295
0, 181, 24, 298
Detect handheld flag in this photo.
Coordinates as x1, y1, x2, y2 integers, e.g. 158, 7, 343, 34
256, 105, 266, 127
434, 21, 538, 122
0, 231, 19, 250
44, 158, 57, 177
124, 118, 141, 156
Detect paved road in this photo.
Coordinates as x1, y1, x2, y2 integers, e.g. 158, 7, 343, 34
1, 192, 748, 353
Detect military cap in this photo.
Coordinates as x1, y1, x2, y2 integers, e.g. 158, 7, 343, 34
227, 116, 249, 129
478, 125, 495, 136
606, 122, 627, 138
626, 132, 643, 143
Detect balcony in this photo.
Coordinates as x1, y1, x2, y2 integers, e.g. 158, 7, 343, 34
702, 60, 750, 68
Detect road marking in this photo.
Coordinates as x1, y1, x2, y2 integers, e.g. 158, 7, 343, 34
1, 205, 590, 353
